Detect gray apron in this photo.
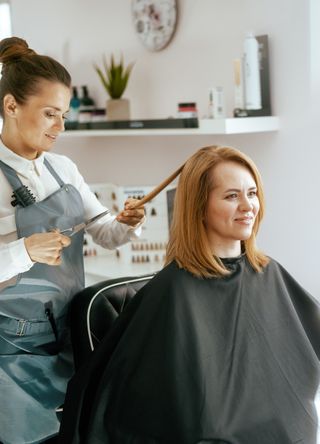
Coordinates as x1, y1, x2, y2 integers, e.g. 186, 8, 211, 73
0, 158, 85, 444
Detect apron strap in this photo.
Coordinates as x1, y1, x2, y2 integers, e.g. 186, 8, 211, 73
0, 159, 24, 190
0, 160, 34, 207
43, 157, 65, 187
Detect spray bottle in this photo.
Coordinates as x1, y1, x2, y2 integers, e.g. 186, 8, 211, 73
243, 32, 261, 110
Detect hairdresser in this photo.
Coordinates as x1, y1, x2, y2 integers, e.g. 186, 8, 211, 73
0, 36, 144, 444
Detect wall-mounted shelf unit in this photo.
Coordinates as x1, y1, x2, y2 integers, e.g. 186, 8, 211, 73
62, 116, 279, 138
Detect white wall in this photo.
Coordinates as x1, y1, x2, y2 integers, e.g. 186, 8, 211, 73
10, 0, 319, 296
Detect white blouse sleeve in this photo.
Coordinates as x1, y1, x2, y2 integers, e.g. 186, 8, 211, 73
0, 238, 33, 283
63, 157, 143, 249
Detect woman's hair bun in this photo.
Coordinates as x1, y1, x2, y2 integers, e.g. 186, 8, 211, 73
0, 37, 36, 65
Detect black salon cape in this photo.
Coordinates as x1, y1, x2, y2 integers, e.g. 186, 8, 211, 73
59, 256, 320, 444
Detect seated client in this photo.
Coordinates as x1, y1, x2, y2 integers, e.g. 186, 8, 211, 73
59, 145, 320, 444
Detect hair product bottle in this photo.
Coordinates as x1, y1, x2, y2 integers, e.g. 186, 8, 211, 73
208, 87, 225, 119
79, 85, 95, 123
233, 58, 245, 110
68, 86, 81, 123
243, 33, 262, 110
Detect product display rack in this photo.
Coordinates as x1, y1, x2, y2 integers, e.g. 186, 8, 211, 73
62, 116, 279, 137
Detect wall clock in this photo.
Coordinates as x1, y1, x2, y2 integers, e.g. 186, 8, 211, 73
131, 0, 178, 52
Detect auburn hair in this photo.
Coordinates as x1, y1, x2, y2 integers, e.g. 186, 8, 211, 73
0, 36, 71, 117
165, 146, 269, 277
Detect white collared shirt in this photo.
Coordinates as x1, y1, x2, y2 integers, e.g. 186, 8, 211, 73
0, 141, 142, 283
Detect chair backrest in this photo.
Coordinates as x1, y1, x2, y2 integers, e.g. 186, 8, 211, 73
70, 274, 155, 369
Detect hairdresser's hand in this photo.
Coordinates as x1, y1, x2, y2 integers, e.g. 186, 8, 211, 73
116, 198, 145, 227
24, 232, 71, 266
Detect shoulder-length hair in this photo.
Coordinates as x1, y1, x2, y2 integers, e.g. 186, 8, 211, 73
165, 146, 269, 278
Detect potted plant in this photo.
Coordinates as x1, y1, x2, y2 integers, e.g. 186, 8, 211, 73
94, 54, 134, 121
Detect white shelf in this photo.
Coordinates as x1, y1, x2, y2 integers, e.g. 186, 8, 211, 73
62, 116, 279, 138
199, 116, 279, 134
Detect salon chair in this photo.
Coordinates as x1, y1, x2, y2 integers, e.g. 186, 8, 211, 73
58, 273, 156, 443
69, 273, 156, 370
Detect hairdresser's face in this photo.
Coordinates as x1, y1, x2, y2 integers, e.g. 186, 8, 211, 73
204, 161, 260, 257
5, 80, 70, 159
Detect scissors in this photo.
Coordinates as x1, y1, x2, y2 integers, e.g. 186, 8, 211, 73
60, 209, 110, 237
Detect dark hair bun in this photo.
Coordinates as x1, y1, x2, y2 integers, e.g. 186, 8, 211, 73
0, 37, 36, 65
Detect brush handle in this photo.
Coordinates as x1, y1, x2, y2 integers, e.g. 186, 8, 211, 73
128, 164, 184, 209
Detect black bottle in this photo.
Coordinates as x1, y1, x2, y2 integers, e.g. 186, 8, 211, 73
79, 85, 95, 123
81, 85, 95, 108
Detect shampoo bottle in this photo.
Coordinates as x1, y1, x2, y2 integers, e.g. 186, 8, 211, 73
243, 33, 261, 110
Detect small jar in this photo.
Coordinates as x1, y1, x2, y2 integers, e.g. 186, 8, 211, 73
91, 108, 107, 122
177, 102, 198, 118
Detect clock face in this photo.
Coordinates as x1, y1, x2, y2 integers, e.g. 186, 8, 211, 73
132, 0, 178, 51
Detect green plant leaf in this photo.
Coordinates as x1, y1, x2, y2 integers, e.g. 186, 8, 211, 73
94, 53, 134, 99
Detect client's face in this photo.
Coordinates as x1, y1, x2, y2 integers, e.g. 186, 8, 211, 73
204, 161, 260, 257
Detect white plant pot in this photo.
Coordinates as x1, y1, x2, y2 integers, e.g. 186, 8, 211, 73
106, 98, 130, 121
